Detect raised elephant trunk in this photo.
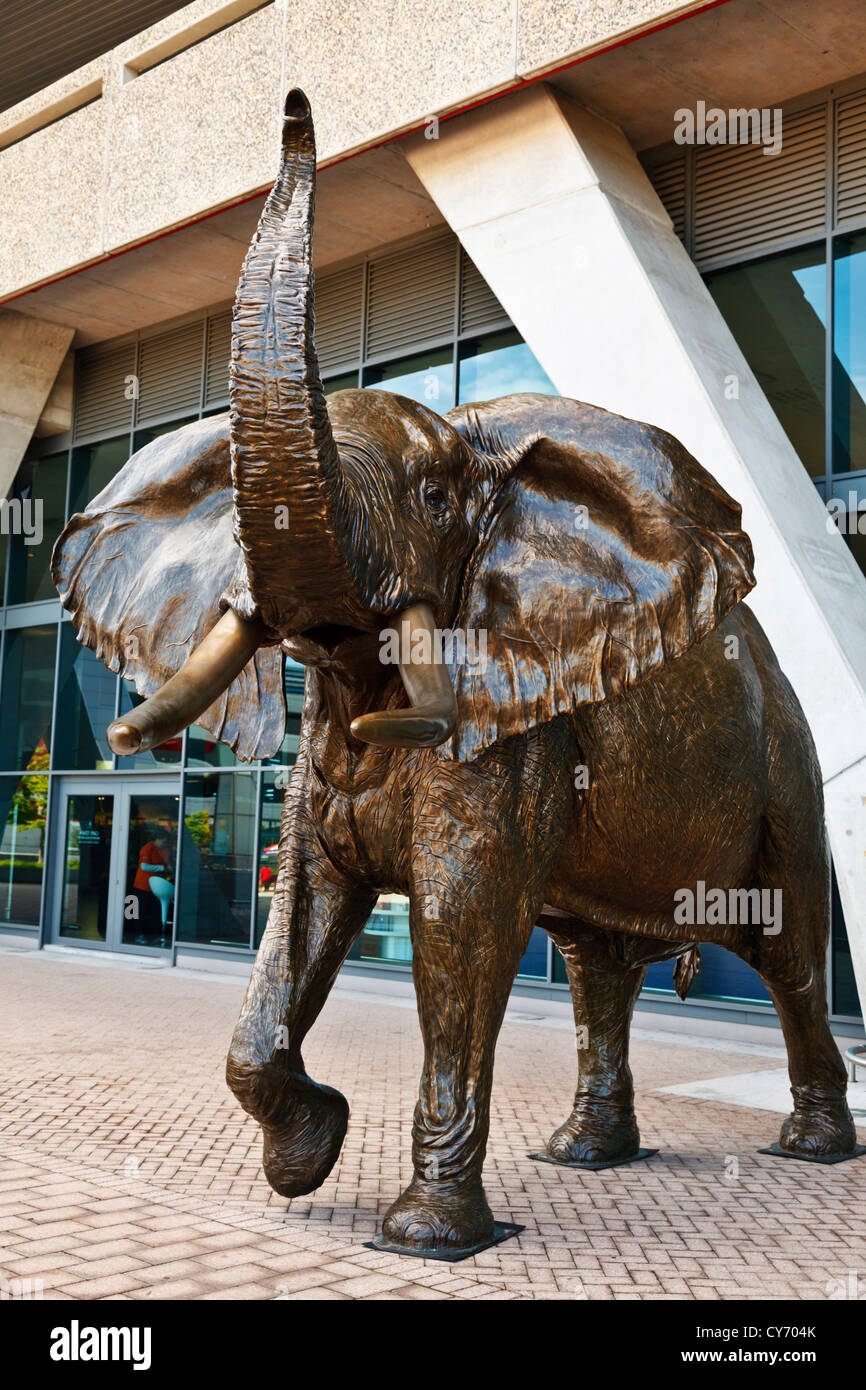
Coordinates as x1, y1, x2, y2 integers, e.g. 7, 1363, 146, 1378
102, 89, 458, 760
229, 88, 367, 636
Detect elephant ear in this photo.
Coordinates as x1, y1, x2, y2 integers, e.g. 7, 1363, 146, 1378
443, 394, 755, 762
51, 413, 286, 761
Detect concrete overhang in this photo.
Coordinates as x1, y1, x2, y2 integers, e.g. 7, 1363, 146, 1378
5, 145, 444, 348
5, 0, 866, 349
546, 0, 866, 151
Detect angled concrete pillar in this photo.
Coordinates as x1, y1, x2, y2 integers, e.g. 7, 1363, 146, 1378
0, 310, 74, 498
34, 351, 74, 441
405, 85, 866, 1014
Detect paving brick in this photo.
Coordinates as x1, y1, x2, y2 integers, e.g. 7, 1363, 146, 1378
59, 1274, 146, 1298
328, 1273, 412, 1296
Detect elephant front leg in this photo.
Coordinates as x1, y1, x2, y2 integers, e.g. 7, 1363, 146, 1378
226, 773, 376, 1197
544, 928, 646, 1164
380, 890, 534, 1254
227, 870, 375, 1196
382, 730, 573, 1253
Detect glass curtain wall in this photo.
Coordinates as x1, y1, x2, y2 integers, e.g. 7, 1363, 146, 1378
706, 233, 866, 1019
1, 218, 860, 1018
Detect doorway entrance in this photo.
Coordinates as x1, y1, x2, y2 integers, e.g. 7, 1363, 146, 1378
49, 778, 180, 953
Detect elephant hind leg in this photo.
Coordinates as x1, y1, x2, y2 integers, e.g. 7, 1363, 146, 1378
543, 924, 647, 1163
742, 807, 855, 1157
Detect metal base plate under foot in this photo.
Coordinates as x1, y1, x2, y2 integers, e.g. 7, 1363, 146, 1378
528, 1147, 658, 1171
364, 1221, 524, 1263
758, 1142, 866, 1165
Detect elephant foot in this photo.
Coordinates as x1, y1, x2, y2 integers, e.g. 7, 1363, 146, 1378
779, 1089, 856, 1158
226, 1054, 348, 1197
546, 1093, 639, 1164
381, 1179, 494, 1254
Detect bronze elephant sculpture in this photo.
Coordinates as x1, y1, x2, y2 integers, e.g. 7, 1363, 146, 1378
52, 90, 855, 1256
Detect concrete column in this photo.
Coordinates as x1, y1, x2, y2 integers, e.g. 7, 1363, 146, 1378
34, 351, 74, 441
405, 85, 866, 1014
0, 310, 74, 497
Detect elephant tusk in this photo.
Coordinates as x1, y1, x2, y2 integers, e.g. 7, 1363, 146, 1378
350, 602, 457, 750
106, 610, 269, 756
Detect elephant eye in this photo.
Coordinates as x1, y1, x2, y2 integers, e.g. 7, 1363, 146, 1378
423, 482, 450, 523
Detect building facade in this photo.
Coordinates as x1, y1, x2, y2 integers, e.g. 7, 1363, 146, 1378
1, 0, 864, 1033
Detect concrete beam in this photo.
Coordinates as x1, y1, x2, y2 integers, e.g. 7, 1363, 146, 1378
405, 84, 866, 1014
0, 310, 74, 497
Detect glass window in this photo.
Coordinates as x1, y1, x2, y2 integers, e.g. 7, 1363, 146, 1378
825, 483, 866, 579
641, 945, 770, 1004
53, 625, 116, 770
347, 893, 412, 965
706, 244, 827, 478
364, 347, 454, 411
261, 717, 302, 771
256, 770, 284, 946
0, 625, 56, 771
832, 869, 861, 1017
259, 663, 304, 769
848, 517, 866, 578
284, 658, 305, 712
6, 452, 68, 604
177, 772, 256, 948
115, 678, 182, 769
553, 940, 772, 1003
347, 908, 550, 975
186, 722, 238, 768
517, 925, 549, 980
324, 372, 359, 395
132, 416, 197, 455
458, 328, 555, 404
833, 231, 866, 474
68, 435, 130, 516
0, 773, 48, 927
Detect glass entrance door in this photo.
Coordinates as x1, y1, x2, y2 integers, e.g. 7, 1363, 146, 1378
121, 787, 180, 949
58, 789, 115, 945
52, 779, 180, 952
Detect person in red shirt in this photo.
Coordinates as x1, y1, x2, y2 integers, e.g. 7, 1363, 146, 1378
134, 832, 174, 928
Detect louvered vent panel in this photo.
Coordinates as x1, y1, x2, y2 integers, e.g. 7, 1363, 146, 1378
694, 104, 826, 265
73, 341, 136, 442
459, 250, 509, 334
136, 321, 203, 425
315, 264, 363, 373
836, 88, 866, 224
204, 311, 232, 409
366, 231, 457, 360
649, 156, 686, 241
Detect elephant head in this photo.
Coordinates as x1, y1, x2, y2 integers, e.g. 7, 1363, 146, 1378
52, 90, 756, 764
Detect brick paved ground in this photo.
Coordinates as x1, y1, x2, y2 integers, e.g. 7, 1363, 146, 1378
1, 948, 864, 1301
